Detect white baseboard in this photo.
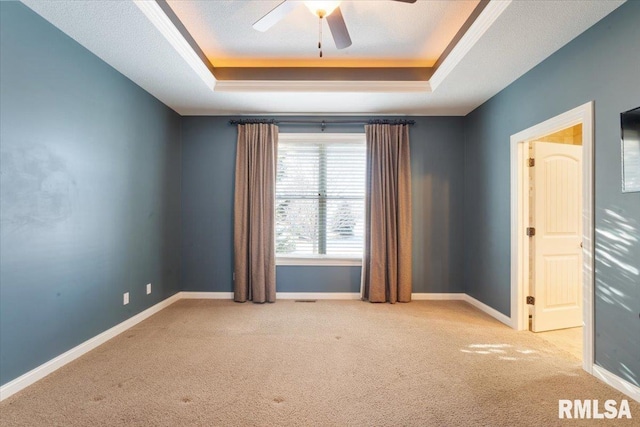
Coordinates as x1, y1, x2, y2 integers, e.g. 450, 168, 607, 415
181, 292, 465, 301
179, 291, 361, 300
412, 293, 465, 300
592, 365, 640, 403
277, 292, 360, 300
0, 292, 182, 401
462, 294, 513, 327
179, 291, 234, 299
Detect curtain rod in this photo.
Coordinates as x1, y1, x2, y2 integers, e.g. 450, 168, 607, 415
228, 118, 416, 131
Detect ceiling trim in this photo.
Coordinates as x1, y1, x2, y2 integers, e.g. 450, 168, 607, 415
154, 0, 215, 74
213, 67, 432, 82
214, 80, 431, 93
430, 0, 512, 90
432, 0, 490, 73
133, 0, 217, 90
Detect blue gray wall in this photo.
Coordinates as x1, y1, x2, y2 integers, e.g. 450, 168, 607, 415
464, 1, 640, 386
180, 116, 465, 294
0, 2, 182, 386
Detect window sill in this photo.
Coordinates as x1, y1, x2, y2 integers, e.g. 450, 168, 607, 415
276, 257, 362, 267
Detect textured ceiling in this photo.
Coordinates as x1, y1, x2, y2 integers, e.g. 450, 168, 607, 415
166, 0, 480, 67
20, 0, 626, 115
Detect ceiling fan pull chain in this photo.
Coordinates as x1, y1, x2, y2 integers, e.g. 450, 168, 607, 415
318, 16, 323, 58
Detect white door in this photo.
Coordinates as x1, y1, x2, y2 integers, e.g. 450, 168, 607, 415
531, 141, 583, 332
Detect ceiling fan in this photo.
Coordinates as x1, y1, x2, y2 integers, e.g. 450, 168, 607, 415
253, 0, 417, 55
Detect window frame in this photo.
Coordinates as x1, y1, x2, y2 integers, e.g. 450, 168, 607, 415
275, 132, 366, 266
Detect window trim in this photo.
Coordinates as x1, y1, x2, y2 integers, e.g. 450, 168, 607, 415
276, 256, 362, 267
276, 132, 366, 265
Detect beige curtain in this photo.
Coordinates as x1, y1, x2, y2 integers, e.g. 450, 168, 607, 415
361, 124, 412, 303
233, 123, 278, 303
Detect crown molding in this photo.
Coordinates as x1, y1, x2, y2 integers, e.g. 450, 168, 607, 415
133, 0, 216, 91
429, 0, 512, 91
214, 80, 431, 93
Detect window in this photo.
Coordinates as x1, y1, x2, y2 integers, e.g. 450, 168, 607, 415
276, 133, 366, 265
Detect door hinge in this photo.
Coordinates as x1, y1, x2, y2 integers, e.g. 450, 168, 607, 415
528, 158, 535, 167
526, 227, 536, 237
526, 296, 535, 305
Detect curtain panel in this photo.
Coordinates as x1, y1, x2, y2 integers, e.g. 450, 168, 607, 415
361, 124, 412, 303
233, 123, 278, 303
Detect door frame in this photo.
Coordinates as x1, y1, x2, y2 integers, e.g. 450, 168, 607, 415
509, 101, 594, 373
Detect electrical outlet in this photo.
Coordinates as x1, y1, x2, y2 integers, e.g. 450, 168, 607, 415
123, 292, 129, 305
146, 283, 151, 295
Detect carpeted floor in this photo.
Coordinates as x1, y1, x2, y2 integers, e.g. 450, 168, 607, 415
535, 326, 583, 361
0, 300, 637, 426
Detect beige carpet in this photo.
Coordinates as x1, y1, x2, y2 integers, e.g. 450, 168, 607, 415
0, 300, 637, 426
535, 327, 583, 361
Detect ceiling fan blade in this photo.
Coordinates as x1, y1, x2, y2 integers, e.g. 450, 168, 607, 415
392, 0, 417, 3
253, 1, 298, 32
326, 7, 352, 49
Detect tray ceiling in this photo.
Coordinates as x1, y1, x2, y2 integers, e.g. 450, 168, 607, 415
20, 0, 626, 115
166, 0, 480, 68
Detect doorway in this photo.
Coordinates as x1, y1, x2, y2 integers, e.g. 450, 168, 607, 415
528, 129, 583, 361
509, 102, 594, 373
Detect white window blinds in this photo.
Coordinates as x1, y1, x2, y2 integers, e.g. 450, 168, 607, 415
276, 134, 366, 258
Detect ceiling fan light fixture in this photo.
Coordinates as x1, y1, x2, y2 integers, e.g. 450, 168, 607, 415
304, 0, 341, 18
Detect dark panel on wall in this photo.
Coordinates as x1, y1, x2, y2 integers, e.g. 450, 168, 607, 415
180, 116, 465, 294
463, 1, 639, 386
0, 3, 182, 385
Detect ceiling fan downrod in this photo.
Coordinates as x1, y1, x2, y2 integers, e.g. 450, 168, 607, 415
318, 12, 324, 58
